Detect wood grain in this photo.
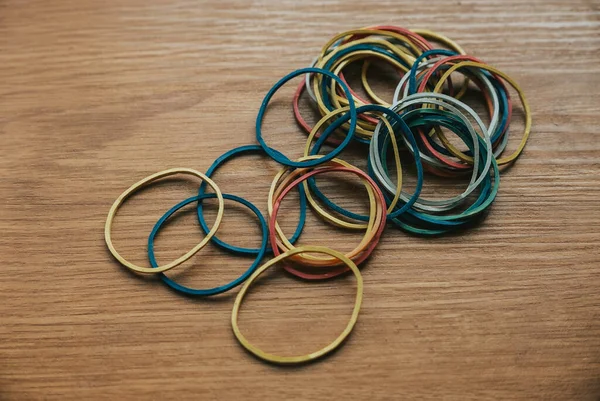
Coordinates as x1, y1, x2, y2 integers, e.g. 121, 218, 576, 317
1, 0, 599, 400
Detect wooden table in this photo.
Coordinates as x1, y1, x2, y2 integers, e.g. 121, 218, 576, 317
1, 1, 599, 400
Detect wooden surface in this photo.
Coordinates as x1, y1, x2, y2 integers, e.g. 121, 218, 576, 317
1, 1, 599, 400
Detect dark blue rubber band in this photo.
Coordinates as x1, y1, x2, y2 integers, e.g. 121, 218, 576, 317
197, 145, 307, 256
149, 193, 268, 297
407, 49, 510, 154
384, 111, 499, 235
256, 67, 358, 168
408, 49, 458, 95
306, 103, 424, 221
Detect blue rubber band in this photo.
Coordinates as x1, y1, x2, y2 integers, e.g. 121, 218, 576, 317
197, 145, 307, 256
256, 67, 358, 168
408, 49, 458, 95
306, 103, 424, 221
383, 111, 500, 235
149, 193, 268, 297
410, 75, 509, 159
407, 49, 510, 155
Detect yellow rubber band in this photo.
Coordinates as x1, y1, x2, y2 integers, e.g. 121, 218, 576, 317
231, 245, 363, 365
321, 37, 415, 109
266, 159, 373, 246
315, 57, 398, 138
411, 28, 466, 55
310, 29, 473, 140
432, 61, 532, 165
319, 29, 421, 64
361, 59, 395, 106
312, 36, 418, 138
331, 51, 409, 108
104, 168, 225, 274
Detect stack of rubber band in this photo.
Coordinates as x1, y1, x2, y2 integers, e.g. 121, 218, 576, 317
104, 26, 531, 365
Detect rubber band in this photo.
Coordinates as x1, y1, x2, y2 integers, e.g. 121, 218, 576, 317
365, 26, 434, 52
301, 103, 424, 223
256, 67, 358, 168
317, 29, 422, 67
231, 245, 363, 365
293, 39, 408, 144
407, 56, 506, 157
326, 50, 409, 128
105, 168, 224, 274
319, 41, 412, 108
305, 109, 405, 221
268, 161, 387, 279
360, 59, 403, 106
397, 51, 513, 165
277, 158, 379, 231
372, 93, 492, 212
196, 145, 307, 255
148, 193, 268, 296
397, 52, 510, 171
313, 43, 412, 139
425, 60, 531, 166
371, 103, 500, 234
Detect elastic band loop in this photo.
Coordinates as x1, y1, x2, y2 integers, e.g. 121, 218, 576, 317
148, 193, 268, 296
430, 61, 531, 165
256, 67, 358, 168
306, 103, 424, 221
231, 245, 363, 365
269, 162, 387, 279
105, 168, 224, 274
197, 145, 307, 255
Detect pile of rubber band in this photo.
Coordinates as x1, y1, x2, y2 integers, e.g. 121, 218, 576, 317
104, 26, 531, 365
